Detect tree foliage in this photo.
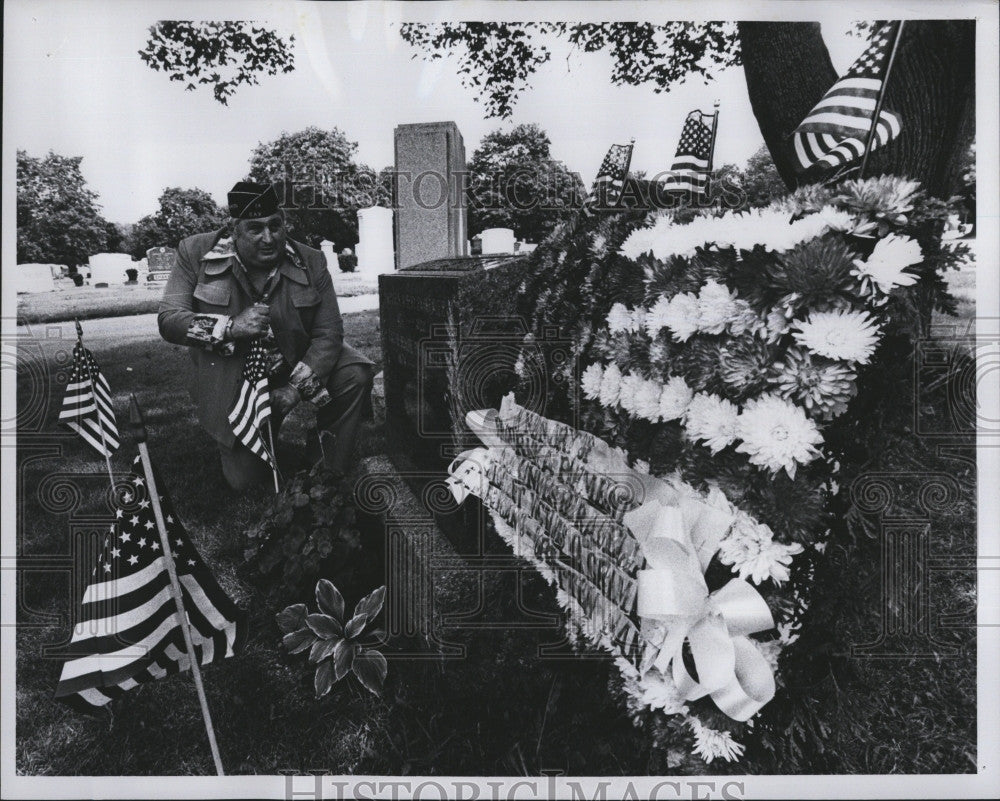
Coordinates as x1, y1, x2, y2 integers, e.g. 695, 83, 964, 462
126, 187, 228, 257
139, 20, 295, 105
467, 123, 586, 242
399, 22, 739, 119
17, 150, 109, 266
246, 126, 383, 248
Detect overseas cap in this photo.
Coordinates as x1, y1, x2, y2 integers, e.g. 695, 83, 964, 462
227, 181, 280, 219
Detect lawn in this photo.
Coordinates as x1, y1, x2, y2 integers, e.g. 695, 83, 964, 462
14, 308, 977, 776
16, 269, 378, 325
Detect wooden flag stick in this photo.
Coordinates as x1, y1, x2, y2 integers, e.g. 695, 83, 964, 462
859, 21, 905, 180
128, 395, 225, 776
76, 319, 116, 493
265, 419, 281, 494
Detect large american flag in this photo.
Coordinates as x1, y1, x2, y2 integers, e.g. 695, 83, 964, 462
227, 338, 274, 466
792, 21, 903, 175
590, 142, 634, 206
663, 110, 717, 196
55, 456, 246, 711
58, 340, 120, 458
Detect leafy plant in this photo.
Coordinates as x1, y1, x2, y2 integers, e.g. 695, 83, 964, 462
242, 464, 362, 599
277, 580, 388, 697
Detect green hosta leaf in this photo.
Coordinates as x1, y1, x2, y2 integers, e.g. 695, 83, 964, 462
306, 613, 343, 639
351, 585, 386, 627
315, 578, 345, 621
309, 636, 341, 664
344, 614, 367, 639
332, 638, 357, 681
275, 603, 308, 634
314, 660, 334, 698
352, 648, 388, 695
282, 627, 315, 654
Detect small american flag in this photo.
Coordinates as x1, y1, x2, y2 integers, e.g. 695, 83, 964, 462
227, 338, 274, 466
55, 456, 246, 711
663, 110, 717, 196
590, 142, 634, 206
792, 21, 903, 175
58, 340, 120, 458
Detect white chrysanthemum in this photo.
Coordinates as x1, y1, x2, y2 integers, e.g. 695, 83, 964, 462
718, 517, 804, 584
697, 279, 740, 335
580, 363, 604, 400
662, 293, 701, 342
658, 376, 694, 421
632, 376, 664, 421
735, 395, 823, 478
852, 233, 923, 295
618, 373, 648, 416
591, 233, 608, 255
792, 309, 881, 365
621, 217, 667, 260
726, 298, 763, 337
598, 363, 624, 408
683, 393, 740, 454
688, 717, 746, 763
607, 302, 635, 333
645, 295, 673, 338
764, 307, 792, 343
636, 668, 687, 714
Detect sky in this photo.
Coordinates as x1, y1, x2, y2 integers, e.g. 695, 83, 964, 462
4, 0, 868, 225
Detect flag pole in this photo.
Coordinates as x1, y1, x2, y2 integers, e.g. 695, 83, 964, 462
859, 21, 905, 180
265, 420, 280, 493
76, 319, 116, 493
707, 101, 721, 174
128, 394, 225, 776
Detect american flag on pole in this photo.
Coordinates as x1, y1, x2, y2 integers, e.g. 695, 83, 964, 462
54, 456, 246, 711
227, 338, 274, 465
58, 340, 120, 457
663, 110, 717, 196
590, 141, 634, 206
792, 21, 903, 175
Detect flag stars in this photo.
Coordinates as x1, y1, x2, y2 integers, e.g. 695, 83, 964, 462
134, 477, 144, 487
187, 559, 196, 566
122, 491, 134, 504
138, 537, 147, 548
128, 555, 140, 566
151, 542, 160, 551
110, 547, 121, 559
139, 499, 150, 509
144, 520, 155, 530
103, 563, 112, 573
120, 531, 131, 542
115, 509, 123, 518
130, 515, 140, 526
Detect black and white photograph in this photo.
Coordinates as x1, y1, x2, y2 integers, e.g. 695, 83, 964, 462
2, 1, 998, 798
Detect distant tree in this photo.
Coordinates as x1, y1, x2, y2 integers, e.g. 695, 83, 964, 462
730, 145, 786, 208
104, 221, 127, 253
467, 123, 586, 242
139, 21, 296, 105
126, 187, 228, 257
247, 127, 376, 248
17, 150, 109, 267
957, 141, 975, 228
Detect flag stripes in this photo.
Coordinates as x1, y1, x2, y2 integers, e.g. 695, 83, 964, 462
55, 457, 246, 711
590, 142, 634, 206
227, 339, 274, 465
660, 109, 717, 197
58, 341, 120, 457
792, 22, 903, 174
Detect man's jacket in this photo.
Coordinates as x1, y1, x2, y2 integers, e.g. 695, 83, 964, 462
158, 228, 372, 448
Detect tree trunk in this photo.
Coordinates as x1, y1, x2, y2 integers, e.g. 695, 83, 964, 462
739, 21, 975, 198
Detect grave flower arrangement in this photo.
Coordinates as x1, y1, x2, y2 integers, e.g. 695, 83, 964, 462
502, 175, 967, 764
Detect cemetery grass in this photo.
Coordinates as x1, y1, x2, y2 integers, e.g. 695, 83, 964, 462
15, 309, 976, 775
16, 270, 379, 325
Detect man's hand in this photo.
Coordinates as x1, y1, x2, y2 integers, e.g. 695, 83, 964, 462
228, 303, 270, 340
270, 384, 301, 419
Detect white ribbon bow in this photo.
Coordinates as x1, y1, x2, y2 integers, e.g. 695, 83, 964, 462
446, 447, 491, 504
635, 504, 777, 721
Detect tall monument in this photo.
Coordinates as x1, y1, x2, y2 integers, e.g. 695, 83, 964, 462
393, 122, 468, 270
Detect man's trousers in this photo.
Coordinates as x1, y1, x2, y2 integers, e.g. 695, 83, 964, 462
218, 362, 375, 491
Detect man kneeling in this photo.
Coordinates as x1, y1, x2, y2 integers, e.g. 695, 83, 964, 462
158, 181, 374, 490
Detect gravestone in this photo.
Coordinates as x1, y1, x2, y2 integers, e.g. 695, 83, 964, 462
14, 264, 57, 293
146, 247, 176, 288
393, 122, 468, 270
88, 253, 133, 287
479, 228, 516, 255
356, 206, 394, 275
319, 240, 339, 278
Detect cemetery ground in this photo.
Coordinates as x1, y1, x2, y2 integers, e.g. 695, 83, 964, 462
15, 270, 380, 325
15, 306, 976, 776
